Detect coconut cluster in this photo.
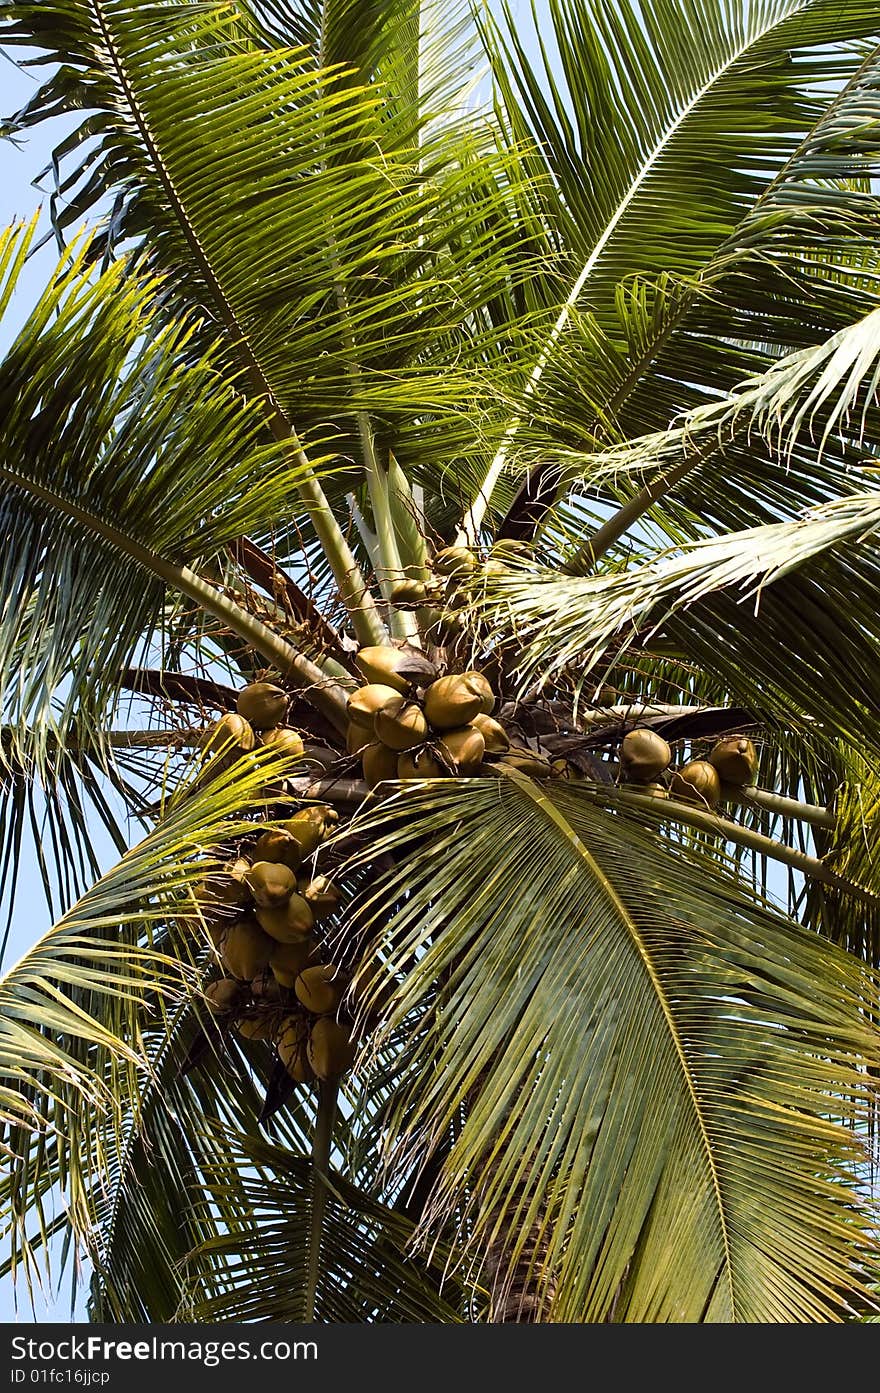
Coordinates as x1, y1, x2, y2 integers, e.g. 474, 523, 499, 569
199, 680, 307, 769
618, 729, 759, 806
196, 801, 364, 1083
346, 644, 495, 786
192, 680, 367, 1085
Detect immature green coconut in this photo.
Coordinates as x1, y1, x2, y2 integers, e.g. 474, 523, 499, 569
472, 711, 509, 754
397, 747, 446, 779
200, 712, 255, 758
424, 673, 490, 730
670, 759, 723, 807
438, 724, 485, 774
269, 937, 319, 988
388, 578, 428, 604
301, 875, 342, 920
251, 828, 302, 871
362, 741, 400, 789
237, 681, 288, 729
277, 1016, 314, 1082
354, 644, 437, 693
433, 545, 478, 578
195, 856, 253, 914
373, 695, 429, 751
255, 892, 315, 944
619, 728, 672, 782
308, 1016, 356, 1081
347, 683, 402, 728
282, 805, 339, 858
708, 736, 758, 786
260, 726, 305, 758
295, 963, 346, 1015
221, 918, 275, 981
247, 860, 297, 909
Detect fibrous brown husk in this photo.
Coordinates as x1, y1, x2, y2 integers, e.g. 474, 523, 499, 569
237, 681, 288, 730
438, 724, 485, 774
308, 1016, 355, 1080
374, 695, 429, 751
619, 728, 672, 781
708, 736, 758, 786
247, 860, 297, 909
255, 892, 315, 943
295, 963, 346, 1015
222, 918, 275, 981
669, 759, 722, 807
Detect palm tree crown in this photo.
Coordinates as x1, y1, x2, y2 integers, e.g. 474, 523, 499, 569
0, 0, 879, 1323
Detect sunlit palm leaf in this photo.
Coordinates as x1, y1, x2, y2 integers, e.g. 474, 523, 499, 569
343, 776, 880, 1322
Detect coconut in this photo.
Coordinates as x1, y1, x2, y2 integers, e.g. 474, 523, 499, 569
619, 728, 672, 782
639, 780, 669, 800
250, 970, 284, 1004
221, 918, 275, 981
433, 545, 478, 578
670, 759, 722, 807
708, 736, 758, 787
255, 892, 315, 944
424, 673, 490, 730
270, 938, 319, 988
195, 856, 253, 914
438, 724, 485, 775
236, 1013, 275, 1041
277, 1016, 314, 1082
496, 746, 553, 777
347, 684, 403, 728
388, 578, 428, 605
346, 722, 373, 756
472, 712, 509, 754
308, 1017, 356, 1081
301, 875, 342, 921
200, 712, 255, 759
236, 681, 288, 729
260, 726, 305, 759
250, 828, 302, 872
397, 747, 446, 780
281, 805, 339, 859
355, 644, 437, 693
203, 977, 243, 1016
461, 670, 494, 715
373, 695, 429, 751
361, 742, 400, 789
295, 963, 346, 1015
247, 860, 297, 909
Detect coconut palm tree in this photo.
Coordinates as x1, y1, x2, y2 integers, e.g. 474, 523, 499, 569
2, 0, 880, 1324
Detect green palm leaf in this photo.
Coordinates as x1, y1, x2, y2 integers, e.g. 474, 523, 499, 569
343, 776, 880, 1322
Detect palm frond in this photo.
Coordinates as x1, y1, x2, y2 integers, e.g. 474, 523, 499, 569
342, 776, 880, 1322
